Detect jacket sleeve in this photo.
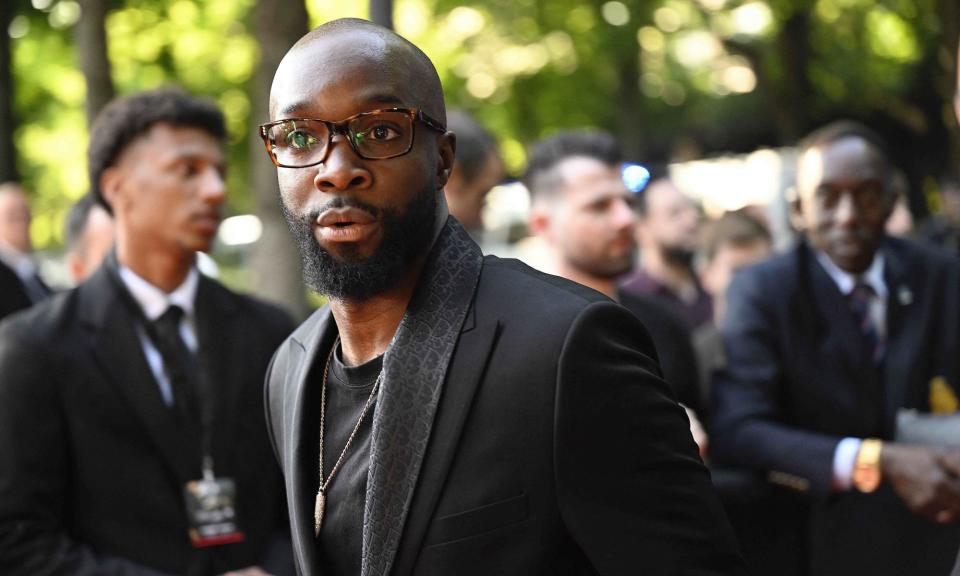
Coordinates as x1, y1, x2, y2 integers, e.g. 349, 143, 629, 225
0, 326, 175, 576
710, 267, 839, 493
554, 300, 746, 575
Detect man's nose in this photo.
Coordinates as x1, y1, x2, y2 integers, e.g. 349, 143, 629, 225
313, 135, 373, 192
612, 198, 637, 230
834, 190, 859, 226
200, 167, 226, 204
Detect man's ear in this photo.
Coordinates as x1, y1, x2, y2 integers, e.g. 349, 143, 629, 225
99, 167, 124, 213
787, 186, 806, 232
436, 131, 456, 188
528, 204, 553, 240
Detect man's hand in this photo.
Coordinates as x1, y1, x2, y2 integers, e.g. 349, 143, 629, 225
880, 443, 960, 522
218, 567, 273, 576
684, 406, 709, 459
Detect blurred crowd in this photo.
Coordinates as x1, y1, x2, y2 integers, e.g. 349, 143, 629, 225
2, 32, 960, 576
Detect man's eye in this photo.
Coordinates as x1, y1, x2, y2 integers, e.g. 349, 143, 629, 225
284, 129, 318, 150
361, 123, 400, 141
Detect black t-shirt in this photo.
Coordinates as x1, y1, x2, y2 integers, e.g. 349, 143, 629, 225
314, 344, 382, 576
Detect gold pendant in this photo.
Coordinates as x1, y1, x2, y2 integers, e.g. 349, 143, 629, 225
314, 489, 325, 537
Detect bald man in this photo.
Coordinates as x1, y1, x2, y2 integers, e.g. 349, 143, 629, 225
0, 182, 50, 321
64, 194, 115, 284
260, 18, 743, 576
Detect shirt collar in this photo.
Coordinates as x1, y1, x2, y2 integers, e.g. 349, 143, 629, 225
815, 249, 887, 300
118, 265, 199, 322
0, 244, 35, 280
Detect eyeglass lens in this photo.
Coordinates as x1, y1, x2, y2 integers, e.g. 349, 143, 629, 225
267, 110, 415, 166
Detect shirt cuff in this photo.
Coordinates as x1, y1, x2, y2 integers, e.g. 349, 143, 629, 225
832, 437, 862, 491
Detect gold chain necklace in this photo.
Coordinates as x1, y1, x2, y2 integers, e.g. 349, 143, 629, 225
315, 336, 383, 537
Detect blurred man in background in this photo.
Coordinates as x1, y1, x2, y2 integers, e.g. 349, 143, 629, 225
64, 193, 115, 284
621, 176, 712, 330
0, 88, 294, 576
713, 120, 960, 576
917, 175, 960, 254
696, 208, 772, 395
443, 109, 504, 241
0, 182, 51, 320
524, 130, 706, 448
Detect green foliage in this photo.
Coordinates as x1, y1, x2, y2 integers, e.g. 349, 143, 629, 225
8, 0, 957, 250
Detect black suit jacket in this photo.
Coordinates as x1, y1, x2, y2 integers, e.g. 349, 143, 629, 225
0, 259, 33, 321
0, 259, 296, 576
712, 238, 960, 576
618, 290, 702, 417
266, 226, 744, 576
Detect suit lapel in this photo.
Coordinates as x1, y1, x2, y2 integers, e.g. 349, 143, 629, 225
194, 278, 241, 470
286, 307, 335, 575
881, 241, 921, 429
361, 219, 484, 576
81, 263, 199, 484
389, 308, 500, 576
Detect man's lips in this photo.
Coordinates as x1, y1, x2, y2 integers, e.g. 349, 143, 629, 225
192, 212, 221, 233
316, 207, 376, 227
315, 207, 378, 242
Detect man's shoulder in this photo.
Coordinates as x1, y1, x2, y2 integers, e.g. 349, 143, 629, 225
0, 286, 81, 348
728, 244, 801, 298
478, 255, 611, 309
0, 257, 18, 282
618, 267, 658, 294
618, 290, 689, 331
887, 236, 959, 274
199, 276, 296, 335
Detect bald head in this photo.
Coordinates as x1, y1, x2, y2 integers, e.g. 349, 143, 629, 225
0, 182, 32, 254
270, 18, 446, 125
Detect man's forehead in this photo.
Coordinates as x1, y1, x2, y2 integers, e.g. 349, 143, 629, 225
270, 30, 440, 120
557, 157, 629, 199
0, 188, 25, 203
645, 180, 689, 210
121, 123, 223, 163
799, 137, 884, 186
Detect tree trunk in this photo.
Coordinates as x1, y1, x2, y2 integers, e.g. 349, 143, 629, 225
941, 0, 960, 171
617, 48, 644, 162
774, 4, 813, 142
0, 1, 18, 182
75, 0, 115, 127
369, 0, 393, 29
249, 0, 311, 319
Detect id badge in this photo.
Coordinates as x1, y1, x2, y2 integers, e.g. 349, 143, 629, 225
183, 476, 246, 548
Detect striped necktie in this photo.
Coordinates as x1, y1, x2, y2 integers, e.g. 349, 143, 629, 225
848, 282, 884, 363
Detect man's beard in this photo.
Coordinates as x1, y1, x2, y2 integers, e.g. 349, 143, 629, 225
281, 186, 437, 301
567, 247, 635, 280
660, 244, 695, 268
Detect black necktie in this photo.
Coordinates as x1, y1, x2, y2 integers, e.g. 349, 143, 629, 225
848, 282, 884, 363
151, 305, 199, 422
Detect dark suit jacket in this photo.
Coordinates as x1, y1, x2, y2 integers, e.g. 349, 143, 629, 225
0, 259, 33, 321
0, 259, 296, 576
619, 290, 702, 417
266, 237, 744, 575
712, 238, 960, 576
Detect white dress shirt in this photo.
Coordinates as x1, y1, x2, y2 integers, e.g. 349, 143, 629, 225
118, 266, 199, 407
814, 251, 888, 491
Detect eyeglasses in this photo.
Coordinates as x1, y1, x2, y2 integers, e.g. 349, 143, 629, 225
258, 107, 446, 168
